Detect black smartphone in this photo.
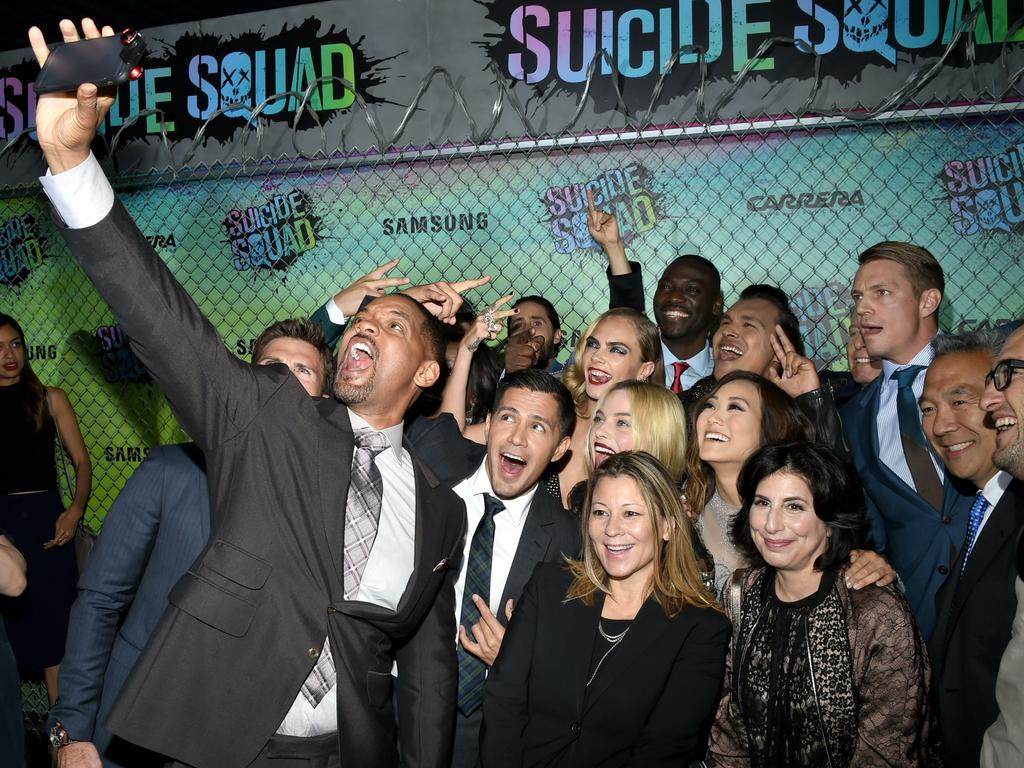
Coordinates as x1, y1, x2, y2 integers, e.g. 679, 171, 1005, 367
34, 29, 146, 94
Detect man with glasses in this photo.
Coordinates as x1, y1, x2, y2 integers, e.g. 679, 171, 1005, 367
980, 327, 1024, 767
922, 330, 1024, 768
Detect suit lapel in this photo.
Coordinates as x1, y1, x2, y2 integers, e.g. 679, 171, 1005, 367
950, 485, 1024, 622
562, 593, 603, 705
498, 495, 555, 626
584, 598, 672, 712
315, 398, 354, 589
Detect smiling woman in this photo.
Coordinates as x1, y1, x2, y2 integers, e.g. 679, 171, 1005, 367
480, 452, 728, 768
711, 442, 940, 767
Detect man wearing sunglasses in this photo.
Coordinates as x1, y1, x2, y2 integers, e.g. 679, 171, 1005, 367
980, 327, 1024, 767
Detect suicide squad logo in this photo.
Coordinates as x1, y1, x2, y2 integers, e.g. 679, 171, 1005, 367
96, 324, 151, 385
941, 144, 1024, 238
544, 164, 663, 255
224, 190, 325, 272
0, 213, 47, 288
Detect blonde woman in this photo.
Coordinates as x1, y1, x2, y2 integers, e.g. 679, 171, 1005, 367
481, 451, 729, 767
550, 308, 663, 507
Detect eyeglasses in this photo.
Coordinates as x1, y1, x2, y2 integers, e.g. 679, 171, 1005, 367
985, 359, 1024, 391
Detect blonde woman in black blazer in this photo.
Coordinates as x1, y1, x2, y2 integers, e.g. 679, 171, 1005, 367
480, 451, 730, 767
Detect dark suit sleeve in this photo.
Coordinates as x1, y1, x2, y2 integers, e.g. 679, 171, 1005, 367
626, 610, 730, 766
406, 414, 486, 485
608, 262, 645, 312
46, 452, 168, 740
479, 568, 543, 767
59, 201, 271, 451
309, 300, 345, 352
395, 548, 460, 768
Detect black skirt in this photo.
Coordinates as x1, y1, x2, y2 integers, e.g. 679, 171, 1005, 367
0, 490, 78, 672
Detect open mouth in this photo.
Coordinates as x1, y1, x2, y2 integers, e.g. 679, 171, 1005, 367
853, 356, 872, 365
660, 307, 690, 320
498, 451, 527, 477
718, 344, 743, 361
341, 337, 376, 373
996, 416, 1018, 433
703, 431, 729, 443
604, 543, 634, 557
587, 368, 612, 385
593, 442, 616, 466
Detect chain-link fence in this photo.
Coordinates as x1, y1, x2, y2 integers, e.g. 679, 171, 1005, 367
4, 28, 1024, 740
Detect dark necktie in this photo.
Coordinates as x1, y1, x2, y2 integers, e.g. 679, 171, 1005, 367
892, 366, 943, 510
670, 361, 690, 394
960, 492, 989, 573
457, 493, 505, 716
301, 428, 389, 708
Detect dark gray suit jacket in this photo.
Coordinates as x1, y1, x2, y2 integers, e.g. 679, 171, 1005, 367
47, 444, 209, 767
930, 480, 1024, 767
59, 201, 466, 768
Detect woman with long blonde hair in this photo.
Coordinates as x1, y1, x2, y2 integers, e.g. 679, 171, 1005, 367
549, 308, 663, 508
481, 451, 729, 767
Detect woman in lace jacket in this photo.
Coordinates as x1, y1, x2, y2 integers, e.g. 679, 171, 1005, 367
709, 441, 940, 768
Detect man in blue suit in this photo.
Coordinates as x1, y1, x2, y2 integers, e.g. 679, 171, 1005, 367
842, 241, 975, 639
48, 318, 334, 768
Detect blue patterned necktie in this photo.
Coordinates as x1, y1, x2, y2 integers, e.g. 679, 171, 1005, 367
301, 428, 389, 708
457, 493, 505, 716
961, 492, 989, 572
892, 365, 943, 510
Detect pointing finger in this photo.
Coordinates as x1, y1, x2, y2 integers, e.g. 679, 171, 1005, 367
365, 258, 401, 280
450, 276, 492, 293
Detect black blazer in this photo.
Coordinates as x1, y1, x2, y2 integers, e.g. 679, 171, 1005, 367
59, 202, 467, 768
480, 563, 730, 767
930, 479, 1024, 767
407, 413, 580, 626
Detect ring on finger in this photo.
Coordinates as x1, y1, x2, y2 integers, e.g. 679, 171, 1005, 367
484, 310, 498, 334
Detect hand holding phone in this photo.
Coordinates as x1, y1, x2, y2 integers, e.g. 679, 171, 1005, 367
35, 27, 145, 94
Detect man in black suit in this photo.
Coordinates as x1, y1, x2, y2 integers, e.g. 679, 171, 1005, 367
32, 20, 467, 768
922, 330, 1024, 767
980, 324, 1024, 766
410, 370, 578, 768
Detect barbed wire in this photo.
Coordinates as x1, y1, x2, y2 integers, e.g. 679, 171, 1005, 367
0, 5, 1016, 176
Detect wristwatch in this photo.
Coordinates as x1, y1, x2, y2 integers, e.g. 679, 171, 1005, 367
49, 720, 72, 749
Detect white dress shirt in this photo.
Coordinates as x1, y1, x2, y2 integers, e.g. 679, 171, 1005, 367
877, 343, 944, 489
278, 413, 416, 736
976, 470, 1013, 542
452, 461, 536, 633
661, 338, 712, 390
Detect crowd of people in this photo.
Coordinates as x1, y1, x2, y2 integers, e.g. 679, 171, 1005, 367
0, 15, 1022, 768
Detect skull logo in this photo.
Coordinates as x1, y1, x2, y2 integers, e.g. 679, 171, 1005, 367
844, 0, 896, 63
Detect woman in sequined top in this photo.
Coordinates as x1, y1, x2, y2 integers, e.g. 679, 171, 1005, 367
709, 442, 940, 768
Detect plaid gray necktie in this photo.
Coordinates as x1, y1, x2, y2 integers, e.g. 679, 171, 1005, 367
300, 428, 389, 707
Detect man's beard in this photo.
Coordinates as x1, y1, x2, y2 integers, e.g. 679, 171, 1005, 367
994, 435, 1024, 481
335, 367, 375, 405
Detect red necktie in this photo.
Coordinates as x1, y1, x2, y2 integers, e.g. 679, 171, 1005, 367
670, 361, 690, 394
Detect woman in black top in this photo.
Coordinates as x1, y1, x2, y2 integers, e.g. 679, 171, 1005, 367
481, 451, 729, 767
0, 314, 91, 703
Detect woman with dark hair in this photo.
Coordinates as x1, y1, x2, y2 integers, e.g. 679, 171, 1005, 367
710, 441, 939, 767
684, 371, 894, 594
0, 314, 91, 703
481, 451, 729, 767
